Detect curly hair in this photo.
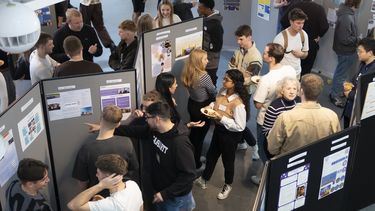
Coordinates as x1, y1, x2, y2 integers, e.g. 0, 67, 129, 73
226, 69, 250, 121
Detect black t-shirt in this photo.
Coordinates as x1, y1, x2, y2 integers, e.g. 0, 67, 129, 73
72, 135, 139, 189
54, 60, 103, 77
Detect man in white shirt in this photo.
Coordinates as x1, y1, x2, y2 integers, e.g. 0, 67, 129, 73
251, 43, 296, 184
273, 8, 309, 79
30, 32, 59, 84
68, 154, 143, 211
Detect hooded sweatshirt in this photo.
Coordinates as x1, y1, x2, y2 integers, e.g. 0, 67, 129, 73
333, 4, 359, 55
114, 121, 196, 200
203, 10, 224, 70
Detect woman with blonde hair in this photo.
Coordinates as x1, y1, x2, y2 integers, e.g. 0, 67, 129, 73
154, 0, 181, 28
181, 48, 216, 170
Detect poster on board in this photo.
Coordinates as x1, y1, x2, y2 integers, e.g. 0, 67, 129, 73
17, 103, 45, 152
46, 88, 93, 121
100, 83, 132, 120
224, 0, 240, 11
175, 31, 203, 61
318, 147, 350, 199
361, 82, 375, 120
151, 40, 172, 78
257, 0, 271, 21
278, 164, 310, 211
35, 7, 52, 26
0, 129, 19, 187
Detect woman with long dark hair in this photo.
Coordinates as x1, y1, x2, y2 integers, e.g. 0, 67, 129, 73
196, 69, 249, 200
155, 72, 180, 123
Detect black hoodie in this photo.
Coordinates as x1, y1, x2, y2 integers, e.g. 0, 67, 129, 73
114, 121, 196, 200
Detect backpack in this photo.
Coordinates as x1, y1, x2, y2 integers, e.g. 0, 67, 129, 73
281, 29, 305, 52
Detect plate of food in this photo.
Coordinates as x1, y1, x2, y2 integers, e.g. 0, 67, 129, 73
251, 75, 261, 84
200, 108, 216, 118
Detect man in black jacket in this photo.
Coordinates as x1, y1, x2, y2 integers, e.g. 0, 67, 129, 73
52, 8, 103, 63
87, 102, 196, 211
198, 0, 224, 86
281, 0, 329, 76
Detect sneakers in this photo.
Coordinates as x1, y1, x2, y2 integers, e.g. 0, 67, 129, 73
251, 175, 261, 186
252, 145, 260, 161
329, 93, 346, 108
195, 177, 207, 189
217, 184, 232, 200
237, 142, 248, 150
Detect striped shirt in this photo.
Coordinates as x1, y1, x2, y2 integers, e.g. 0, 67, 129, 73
262, 96, 301, 137
188, 73, 217, 102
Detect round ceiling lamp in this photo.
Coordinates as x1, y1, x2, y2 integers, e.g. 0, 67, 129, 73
0, 1, 41, 54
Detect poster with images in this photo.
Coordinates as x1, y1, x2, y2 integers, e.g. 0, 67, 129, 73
278, 164, 310, 211
46, 88, 93, 121
0, 129, 19, 187
17, 103, 45, 152
175, 31, 203, 61
257, 0, 271, 21
361, 82, 375, 120
100, 83, 132, 120
35, 7, 52, 26
371, 0, 375, 12
224, 0, 240, 11
318, 147, 350, 200
151, 40, 172, 78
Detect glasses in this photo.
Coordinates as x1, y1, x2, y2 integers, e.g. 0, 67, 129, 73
223, 77, 233, 83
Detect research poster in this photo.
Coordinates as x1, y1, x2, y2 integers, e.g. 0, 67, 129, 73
0, 129, 19, 187
318, 147, 350, 200
17, 103, 45, 152
151, 40, 172, 78
100, 83, 132, 120
224, 0, 240, 11
175, 31, 203, 61
257, 0, 271, 21
278, 164, 310, 211
35, 7, 52, 26
46, 88, 93, 121
361, 82, 375, 120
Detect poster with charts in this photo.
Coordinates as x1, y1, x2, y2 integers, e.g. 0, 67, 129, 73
257, 0, 271, 21
318, 147, 350, 200
17, 103, 45, 152
100, 83, 132, 120
46, 88, 93, 121
151, 40, 172, 78
278, 164, 310, 211
0, 129, 19, 187
175, 31, 203, 61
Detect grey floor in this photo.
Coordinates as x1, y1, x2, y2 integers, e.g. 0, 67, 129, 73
13, 0, 373, 210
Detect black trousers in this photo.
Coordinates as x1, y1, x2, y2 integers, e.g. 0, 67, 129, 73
202, 124, 242, 184
80, 3, 113, 47
188, 98, 211, 168
301, 39, 319, 76
206, 68, 219, 87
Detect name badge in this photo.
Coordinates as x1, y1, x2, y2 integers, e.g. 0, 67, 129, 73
218, 104, 227, 111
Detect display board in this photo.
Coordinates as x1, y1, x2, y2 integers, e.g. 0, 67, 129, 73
252, 161, 269, 211
0, 83, 58, 210
41, 71, 137, 210
265, 126, 359, 211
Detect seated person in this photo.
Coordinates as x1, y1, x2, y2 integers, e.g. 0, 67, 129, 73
68, 154, 143, 211
6, 158, 52, 211
54, 35, 103, 77
109, 20, 138, 71
72, 105, 139, 197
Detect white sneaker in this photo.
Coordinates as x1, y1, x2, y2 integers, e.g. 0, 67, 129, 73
195, 177, 207, 189
251, 175, 261, 186
217, 184, 232, 200
237, 142, 248, 150
200, 156, 206, 163
252, 145, 260, 161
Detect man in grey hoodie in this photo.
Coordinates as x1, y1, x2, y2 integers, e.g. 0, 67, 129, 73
198, 0, 224, 87
330, 0, 361, 108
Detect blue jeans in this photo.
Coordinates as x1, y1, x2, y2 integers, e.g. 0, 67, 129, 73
256, 124, 268, 163
331, 53, 357, 97
156, 191, 195, 211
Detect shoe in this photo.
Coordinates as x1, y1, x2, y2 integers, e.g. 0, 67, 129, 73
252, 145, 260, 161
195, 177, 207, 189
237, 142, 248, 150
200, 156, 206, 163
217, 184, 232, 200
329, 93, 345, 108
251, 176, 261, 186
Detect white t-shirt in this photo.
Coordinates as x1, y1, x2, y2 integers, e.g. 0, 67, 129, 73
154, 14, 181, 28
88, 180, 143, 211
253, 65, 296, 125
29, 50, 59, 85
273, 29, 309, 76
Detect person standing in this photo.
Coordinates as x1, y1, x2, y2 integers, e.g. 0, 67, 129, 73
197, 0, 224, 86
154, 0, 182, 28
330, 0, 362, 108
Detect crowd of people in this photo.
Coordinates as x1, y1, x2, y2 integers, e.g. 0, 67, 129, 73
2, 0, 374, 210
